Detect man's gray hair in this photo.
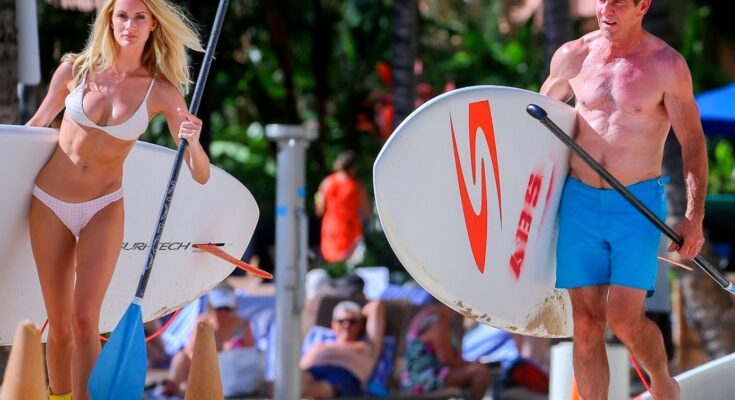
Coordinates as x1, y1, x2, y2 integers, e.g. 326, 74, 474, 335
332, 301, 362, 320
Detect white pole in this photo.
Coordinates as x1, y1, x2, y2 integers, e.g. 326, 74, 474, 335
550, 342, 630, 400
16, 0, 41, 123
266, 123, 317, 400
16, 0, 41, 85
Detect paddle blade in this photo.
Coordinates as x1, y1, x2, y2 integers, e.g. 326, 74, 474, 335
88, 303, 147, 400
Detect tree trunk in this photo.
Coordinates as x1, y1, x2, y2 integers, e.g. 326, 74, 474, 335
390, 0, 417, 129
264, 0, 299, 124
311, 0, 330, 170
0, 0, 18, 124
542, 0, 573, 75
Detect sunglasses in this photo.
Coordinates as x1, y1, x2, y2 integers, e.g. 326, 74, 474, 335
333, 318, 361, 326
215, 306, 233, 312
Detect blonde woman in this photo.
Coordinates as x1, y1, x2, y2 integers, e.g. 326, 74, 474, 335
26, 1, 208, 399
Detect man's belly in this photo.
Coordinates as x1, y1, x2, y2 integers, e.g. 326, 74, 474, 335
569, 155, 663, 189
571, 111, 668, 187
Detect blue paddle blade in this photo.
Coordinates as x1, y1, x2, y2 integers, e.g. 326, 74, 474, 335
88, 302, 147, 400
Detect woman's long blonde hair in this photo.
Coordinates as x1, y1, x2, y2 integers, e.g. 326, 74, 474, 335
65, 0, 204, 94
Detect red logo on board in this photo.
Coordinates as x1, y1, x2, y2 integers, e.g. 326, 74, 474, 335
450, 100, 503, 274
509, 172, 543, 279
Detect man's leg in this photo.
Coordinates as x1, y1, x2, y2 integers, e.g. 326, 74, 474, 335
444, 362, 492, 400
607, 285, 679, 400
568, 285, 609, 399
301, 370, 335, 399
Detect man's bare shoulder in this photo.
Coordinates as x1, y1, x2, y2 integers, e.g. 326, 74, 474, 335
579, 30, 603, 47
555, 31, 596, 64
644, 34, 690, 85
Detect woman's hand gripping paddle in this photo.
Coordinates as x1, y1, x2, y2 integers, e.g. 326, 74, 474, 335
526, 103, 735, 295
88, 1, 231, 399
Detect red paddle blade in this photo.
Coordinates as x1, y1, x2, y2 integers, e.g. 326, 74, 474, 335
193, 243, 273, 279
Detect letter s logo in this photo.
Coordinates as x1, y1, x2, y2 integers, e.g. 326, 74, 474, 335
450, 100, 503, 274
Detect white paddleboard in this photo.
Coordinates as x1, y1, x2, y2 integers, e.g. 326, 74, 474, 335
639, 352, 735, 399
0, 125, 259, 344
374, 86, 576, 337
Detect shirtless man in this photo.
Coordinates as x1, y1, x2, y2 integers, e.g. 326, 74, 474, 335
300, 300, 385, 398
541, 0, 706, 398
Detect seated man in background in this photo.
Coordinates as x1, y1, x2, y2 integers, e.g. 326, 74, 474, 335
300, 300, 386, 398
163, 283, 256, 396
401, 300, 492, 400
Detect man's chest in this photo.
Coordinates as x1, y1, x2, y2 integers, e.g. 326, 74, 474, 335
570, 57, 663, 113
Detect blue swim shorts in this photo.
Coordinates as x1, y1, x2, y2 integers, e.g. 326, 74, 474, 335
307, 364, 363, 396
556, 176, 667, 295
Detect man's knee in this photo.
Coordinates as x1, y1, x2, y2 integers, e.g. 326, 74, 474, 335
606, 304, 646, 341
572, 309, 606, 339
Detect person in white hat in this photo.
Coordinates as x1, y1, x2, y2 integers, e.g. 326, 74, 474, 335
163, 283, 255, 396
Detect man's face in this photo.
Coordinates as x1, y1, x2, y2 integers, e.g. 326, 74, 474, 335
331, 309, 363, 342
596, 0, 648, 41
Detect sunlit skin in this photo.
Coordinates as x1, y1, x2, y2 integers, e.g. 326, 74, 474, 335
25, 0, 209, 398
298, 301, 385, 399
407, 304, 492, 400
540, 0, 707, 399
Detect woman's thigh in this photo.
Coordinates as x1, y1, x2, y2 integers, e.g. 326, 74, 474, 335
29, 197, 76, 321
74, 199, 124, 317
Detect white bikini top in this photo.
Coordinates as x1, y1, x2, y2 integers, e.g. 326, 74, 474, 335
64, 75, 155, 141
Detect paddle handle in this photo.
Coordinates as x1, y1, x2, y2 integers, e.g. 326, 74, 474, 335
526, 104, 735, 295
135, 0, 230, 299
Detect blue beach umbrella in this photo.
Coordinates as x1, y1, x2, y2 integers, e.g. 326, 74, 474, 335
696, 83, 735, 136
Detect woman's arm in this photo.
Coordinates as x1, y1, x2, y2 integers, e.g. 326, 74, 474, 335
26, 62, 74, 127
314, 177, 329, 217
240, 318, 256, 348
151, 81, 211, 184
425, 313, 465, 367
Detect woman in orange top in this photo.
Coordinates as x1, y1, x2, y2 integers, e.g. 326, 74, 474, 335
315, 151, 371, 264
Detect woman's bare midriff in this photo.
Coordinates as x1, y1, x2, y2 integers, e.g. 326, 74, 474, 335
34, 119, 136, 201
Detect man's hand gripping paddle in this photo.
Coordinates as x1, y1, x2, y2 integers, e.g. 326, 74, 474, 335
526, 104, 735, 295
88, 2, 235, 399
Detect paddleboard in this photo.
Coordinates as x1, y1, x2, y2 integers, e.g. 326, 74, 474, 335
0, 125, 259, 345
374, 86, 575, 337
639, 352, 735, 399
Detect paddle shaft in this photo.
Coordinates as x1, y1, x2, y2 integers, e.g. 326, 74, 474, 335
526, 104, 735, 294
135, 0, 230, 299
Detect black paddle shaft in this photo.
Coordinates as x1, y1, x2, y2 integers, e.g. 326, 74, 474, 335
526, 104, 735, 294
135, 0, 230, 299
